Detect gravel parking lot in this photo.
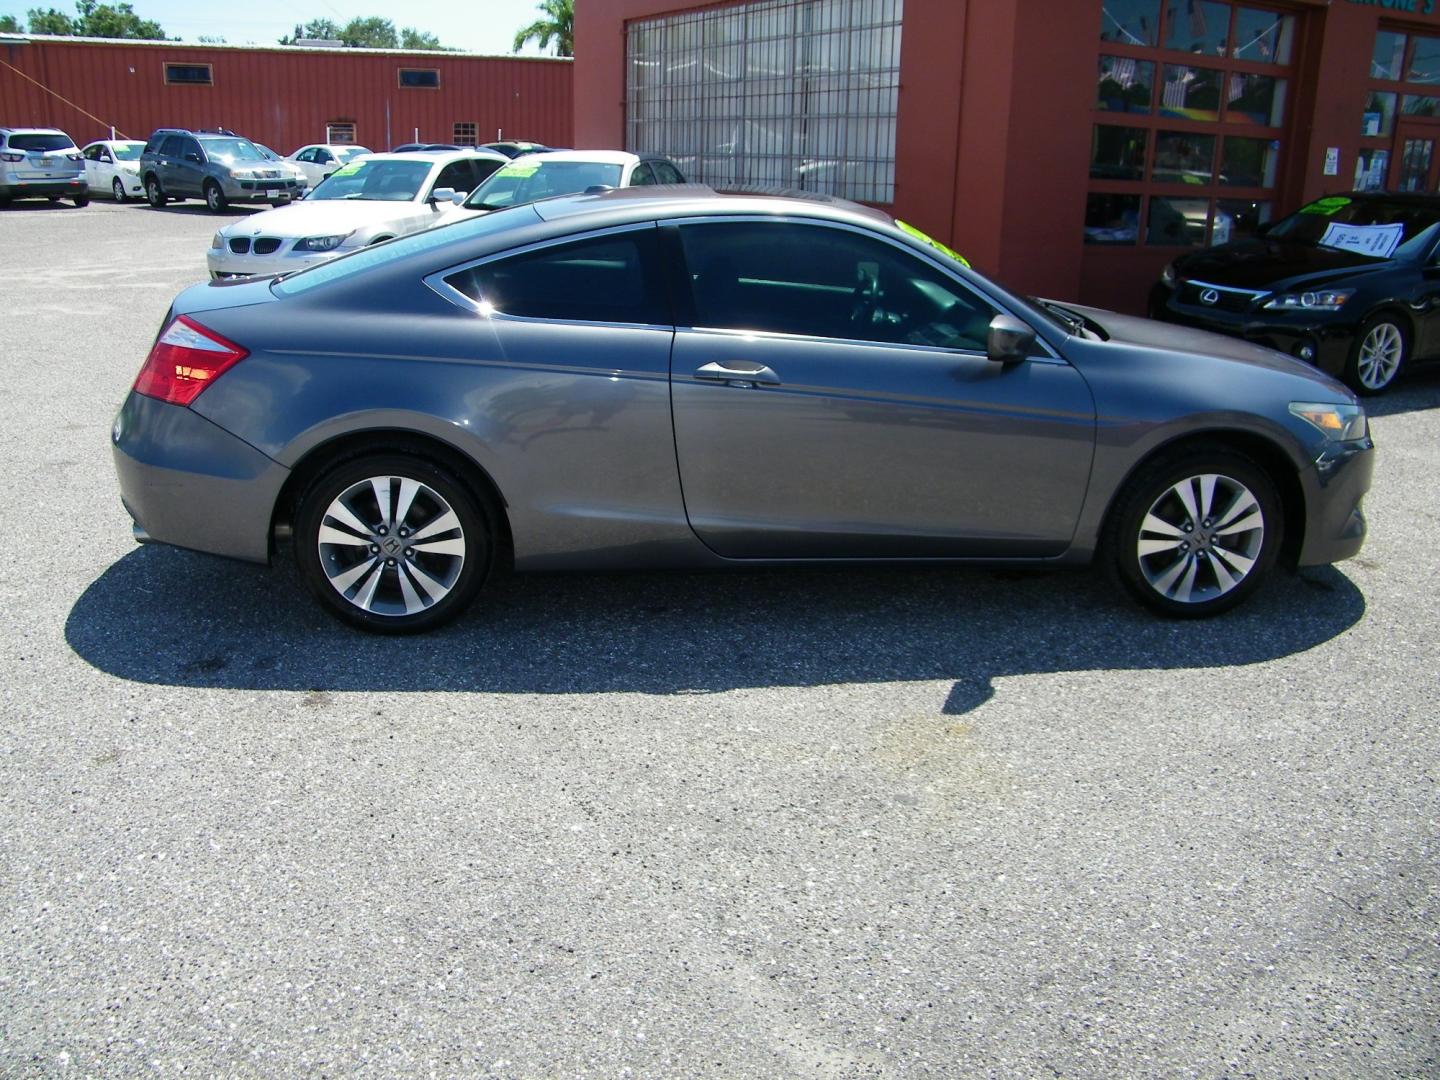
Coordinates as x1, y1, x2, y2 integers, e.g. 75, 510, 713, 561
1, 198, 1437, 1078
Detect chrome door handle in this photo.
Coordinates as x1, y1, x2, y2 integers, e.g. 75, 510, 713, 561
694, 361, 780, 387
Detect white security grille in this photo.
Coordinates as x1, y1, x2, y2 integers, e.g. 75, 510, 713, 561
626, 0, 903, 204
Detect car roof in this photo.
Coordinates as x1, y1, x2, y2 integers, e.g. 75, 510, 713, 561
361, 149, 508, 166
527, 185, 895, 230
512, 149, 644, 166
1, 127, 71, 135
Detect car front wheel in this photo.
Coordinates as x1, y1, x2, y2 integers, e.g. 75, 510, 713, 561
112, 178, 127, 203
145, 177, 166, 207
1106, 448, 1281, 618
1346, 315, 1407, 395
203, 180, 228, 213
294, 454, 492, 633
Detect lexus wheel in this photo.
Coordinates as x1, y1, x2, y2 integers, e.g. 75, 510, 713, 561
294, 454, 492, 633
1107, 448, 1281, 618
1345, 315, 1407, 396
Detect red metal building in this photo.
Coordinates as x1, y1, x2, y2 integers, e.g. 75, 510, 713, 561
0, 34, 573, 154
575, 0, 1440, 313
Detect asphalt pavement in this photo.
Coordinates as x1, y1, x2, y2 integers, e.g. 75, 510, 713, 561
0, 198, 1436, 1078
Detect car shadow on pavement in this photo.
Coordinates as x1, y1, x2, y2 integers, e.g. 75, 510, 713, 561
1358, 366, 1440, 418
65, 548, 1365, 714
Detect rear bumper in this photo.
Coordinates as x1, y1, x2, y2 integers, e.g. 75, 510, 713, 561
0, 177, 86, 198
1297, 437, 1374, 566
112, 391, 289, 564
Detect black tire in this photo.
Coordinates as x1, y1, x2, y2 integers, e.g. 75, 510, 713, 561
72, 192, 89, 208
1344, 313, 1408, 396
112, 178, 127, 203
294, 453, 493, 633
1104, 446, 1282, 618
47, 195, 61, 204
145, 176, 167, 207
203, 180, 228, 213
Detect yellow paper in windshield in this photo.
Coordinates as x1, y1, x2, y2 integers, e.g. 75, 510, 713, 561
497, 162, 540, 179
331, 162, 363, 177
896, 220, 971, 267
1300, 196, 1350, 215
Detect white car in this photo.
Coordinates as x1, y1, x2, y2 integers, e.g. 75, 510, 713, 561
287, 143, 373, 186
206, 150, 506, 279
438, 150, 687, 225
255, 144, 311, 194
81, 139, 146, 201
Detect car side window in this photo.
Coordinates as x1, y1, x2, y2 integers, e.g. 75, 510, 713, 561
317, 149, 335, 164
181, 137, 203, 161
158, 135, 183, 157
473, 157, 505, 185
100, 148, 112, 162
654, 161, 685, 184
630, 163, 657, 186
443, 231, 670, 326
433, 160, 474, 195
83, 145, 100, 160
295, 148, 315, 163
677, 221, 997, 350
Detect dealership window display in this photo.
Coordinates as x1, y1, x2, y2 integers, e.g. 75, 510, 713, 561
1355, 27, 1440, 192
1088, 1, 1294, 248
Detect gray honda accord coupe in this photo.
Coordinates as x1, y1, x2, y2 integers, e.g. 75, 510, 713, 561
112, 188, 1374, 632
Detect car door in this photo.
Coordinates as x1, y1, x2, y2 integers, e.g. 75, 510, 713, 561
667, 217, 1097, 559
82, 143, 105, 189
629, 162, 657, 187
173, 136, 205, 195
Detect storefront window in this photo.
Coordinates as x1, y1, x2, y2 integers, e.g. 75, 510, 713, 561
1088, 0, 1292, 247
1407, 35, 1440, 83
1372, 31, 1407, 80
1354, 149, 1390, 191
1398, 137, 1434, 190
1363, 92, 1397, 137
1100, 0, 1161, 47
1402, 94, 1440, 117
1098, 55, 1156, 112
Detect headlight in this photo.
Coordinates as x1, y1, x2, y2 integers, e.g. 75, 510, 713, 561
1160, 262, 1177, 288
1290, 401, 1367, 442
1263, 289, 1354, 312
210, 231, 224, 250
294, 233, 351, 252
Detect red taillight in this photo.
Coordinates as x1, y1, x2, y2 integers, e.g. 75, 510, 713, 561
133, 315, 249, 407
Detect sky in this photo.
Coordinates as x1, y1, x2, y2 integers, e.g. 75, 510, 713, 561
0, 0, 560, 56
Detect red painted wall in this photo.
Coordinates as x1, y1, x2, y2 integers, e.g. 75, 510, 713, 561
0, 36, 573, 153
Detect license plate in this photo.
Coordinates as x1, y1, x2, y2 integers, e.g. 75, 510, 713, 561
38, 157, 52, 166
266, 190, 284, 200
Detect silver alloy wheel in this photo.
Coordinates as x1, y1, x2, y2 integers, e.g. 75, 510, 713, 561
316, 474, 466, 617
112, 178, 126, 202
205, 183, 222, 211
1356, 322, 1403, 390
1135, 472, 1265, 604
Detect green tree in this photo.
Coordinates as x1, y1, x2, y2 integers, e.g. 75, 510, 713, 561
0, 14, 24, 31
340, 15, 398, 49
24, 1, 165, 38
399, 26, 445, 50
280, 18, 340, 44
512, 0, 572, 57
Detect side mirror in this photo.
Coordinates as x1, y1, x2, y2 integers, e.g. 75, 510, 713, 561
986, 314, 1037, 364
429, 187, 456, 205
184, 152, 202, 163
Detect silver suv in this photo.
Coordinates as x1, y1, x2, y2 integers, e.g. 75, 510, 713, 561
0, 127, 87, 208
140, 128, 304, 213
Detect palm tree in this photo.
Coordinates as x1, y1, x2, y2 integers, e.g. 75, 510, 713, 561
513, 0, 573, 57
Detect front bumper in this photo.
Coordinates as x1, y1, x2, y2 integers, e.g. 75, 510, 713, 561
221, 177, 305, 204
1149, 283, 1355, 377
207, 244, 343, 280
1, 176, 86, 198
1296, 437, 1374, 567
112, 391, 290, 564
96, 173, 145, 197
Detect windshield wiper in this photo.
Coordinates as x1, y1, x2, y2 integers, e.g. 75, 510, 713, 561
1033, 298, 1084, 334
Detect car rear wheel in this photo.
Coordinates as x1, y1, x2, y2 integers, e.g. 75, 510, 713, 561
112, 178, 127, 203
203, 180, 228, 213
1345, 315, 1407, 395
145, 177, 166, 207
72, 192, 88, 208
295, 454, 492, 633
1106, 447, 1281, 618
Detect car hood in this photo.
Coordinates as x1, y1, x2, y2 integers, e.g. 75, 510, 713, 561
219, 199, 427, 238
1173, 237, 1394, 292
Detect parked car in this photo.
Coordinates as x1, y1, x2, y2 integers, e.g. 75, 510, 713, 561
139, 128, 305, 212
206, 149, 507, 279
286, 143, 372, 186
113, 187, 1374, 632
81, 138, 146, 201
480, 140, 558, 158
1151, 191, 1440, 395
439, 150, 687, 224
0, 127, 87, 207
254, 144, 310, 193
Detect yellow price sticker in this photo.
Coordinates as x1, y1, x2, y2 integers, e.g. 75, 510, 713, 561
896, 220, 970, 267
331, 162, 363, 177
497, 162, 541, 179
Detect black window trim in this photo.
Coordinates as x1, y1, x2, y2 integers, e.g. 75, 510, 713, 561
422, 221, 677, 332
397, 67, 441, 89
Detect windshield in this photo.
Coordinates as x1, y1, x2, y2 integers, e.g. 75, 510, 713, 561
465, 160, 624, 211
113, 142, 144, 161
255, 144, 281, 161
306, 159, 432, 201
9, 133, 75, 152
1267, 196, 1440, 260
198, 137, 264, 163
338, 147, 370, 162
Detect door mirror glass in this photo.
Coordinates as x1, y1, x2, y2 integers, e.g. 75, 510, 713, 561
986, 314, 1037, 363
184, 152, 202, 163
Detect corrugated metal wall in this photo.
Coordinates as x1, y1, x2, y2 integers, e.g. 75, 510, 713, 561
0, 37, 573, 152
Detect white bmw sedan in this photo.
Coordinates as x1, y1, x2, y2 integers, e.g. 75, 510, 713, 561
206, 150, 506, 280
